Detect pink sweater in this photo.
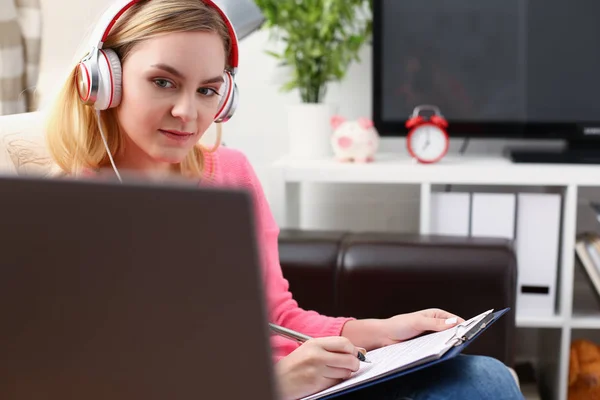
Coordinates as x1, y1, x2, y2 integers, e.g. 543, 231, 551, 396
203, 147, 353, 362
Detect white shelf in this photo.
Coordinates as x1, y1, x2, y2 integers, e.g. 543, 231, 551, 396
517, 315, 565, 328
273, 153, 600, 186
570, 313, 600, 329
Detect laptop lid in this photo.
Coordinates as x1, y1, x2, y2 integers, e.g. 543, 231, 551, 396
0, 176, 277, 400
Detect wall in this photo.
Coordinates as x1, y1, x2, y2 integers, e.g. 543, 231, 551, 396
36, 0, 113, 104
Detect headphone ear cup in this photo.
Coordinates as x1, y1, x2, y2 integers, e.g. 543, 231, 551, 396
76, 58, 94, 104
405, 116, 423, 129
214, 71, 237, 123
430, 115, 448, 128
95, 49, 122, 110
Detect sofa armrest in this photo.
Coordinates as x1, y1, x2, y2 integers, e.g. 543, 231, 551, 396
277, 229, 347, 316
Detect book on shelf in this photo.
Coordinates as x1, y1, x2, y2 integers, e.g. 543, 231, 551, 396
575, 233, 600, 303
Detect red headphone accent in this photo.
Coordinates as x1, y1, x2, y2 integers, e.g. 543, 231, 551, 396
97, 0, 238, 69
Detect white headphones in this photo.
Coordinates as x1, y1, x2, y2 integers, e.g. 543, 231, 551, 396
75, 0, 239, 123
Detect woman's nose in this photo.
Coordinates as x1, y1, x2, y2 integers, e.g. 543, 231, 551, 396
171, 93, 198, 123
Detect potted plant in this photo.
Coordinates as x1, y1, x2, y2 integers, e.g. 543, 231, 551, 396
254, 0, 372, 158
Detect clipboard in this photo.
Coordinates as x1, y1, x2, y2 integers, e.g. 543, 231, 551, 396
307, 307, 510, 400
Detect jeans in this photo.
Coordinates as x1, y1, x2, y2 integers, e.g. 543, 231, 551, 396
340, 354, 525, 400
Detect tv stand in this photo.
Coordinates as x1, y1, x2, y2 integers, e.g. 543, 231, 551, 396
509, 139, 600, 164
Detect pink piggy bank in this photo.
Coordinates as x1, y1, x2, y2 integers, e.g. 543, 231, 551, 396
330, 115, 379, 163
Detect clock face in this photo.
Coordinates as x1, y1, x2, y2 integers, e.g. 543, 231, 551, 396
408, 124, 448, 163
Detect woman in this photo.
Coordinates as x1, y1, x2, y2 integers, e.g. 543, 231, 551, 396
44, 1, 524, 399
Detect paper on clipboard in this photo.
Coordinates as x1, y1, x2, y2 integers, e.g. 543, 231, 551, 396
301, 309, 495, 400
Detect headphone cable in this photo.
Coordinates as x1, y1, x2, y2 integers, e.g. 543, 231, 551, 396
96, 109, 123, 183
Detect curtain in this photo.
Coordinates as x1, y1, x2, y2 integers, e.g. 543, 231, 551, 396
0, 0, 42, 115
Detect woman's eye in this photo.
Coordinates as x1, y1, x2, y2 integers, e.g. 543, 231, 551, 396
198, 87, 219, 97
153, 79, 173, 88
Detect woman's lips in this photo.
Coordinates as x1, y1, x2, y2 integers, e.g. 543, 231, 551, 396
159, 129, 194, 142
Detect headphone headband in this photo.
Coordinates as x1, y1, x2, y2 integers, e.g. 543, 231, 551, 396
90, 0, 239, 71
78, 0, 240, 121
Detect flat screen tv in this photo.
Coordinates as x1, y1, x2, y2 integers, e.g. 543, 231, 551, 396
373, 0, 600, 153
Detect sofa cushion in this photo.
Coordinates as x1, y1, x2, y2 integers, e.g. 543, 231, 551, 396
0, 111, 54, 176
337, 232, 517, 366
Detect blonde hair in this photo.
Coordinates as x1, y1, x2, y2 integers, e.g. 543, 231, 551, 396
45, 0, 231, 178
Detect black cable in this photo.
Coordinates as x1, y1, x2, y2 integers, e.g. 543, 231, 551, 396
458, 137, 470, 155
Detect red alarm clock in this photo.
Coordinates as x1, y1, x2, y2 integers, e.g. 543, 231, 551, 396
405, 105, 449, 164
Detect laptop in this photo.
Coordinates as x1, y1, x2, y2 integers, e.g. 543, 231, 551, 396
0, 175, 278, 400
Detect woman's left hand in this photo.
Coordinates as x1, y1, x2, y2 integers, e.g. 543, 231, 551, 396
380, 308, 465, 346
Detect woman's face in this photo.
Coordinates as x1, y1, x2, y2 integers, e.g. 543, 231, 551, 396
115, 31, 226, 171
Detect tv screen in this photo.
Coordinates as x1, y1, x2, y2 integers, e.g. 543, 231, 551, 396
373, 0, 600, 138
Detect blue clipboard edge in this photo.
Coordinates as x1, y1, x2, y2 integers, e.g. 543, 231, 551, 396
319, 307, 511, 400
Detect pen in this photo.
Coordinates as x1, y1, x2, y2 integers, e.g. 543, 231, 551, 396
268, 323, 371, 363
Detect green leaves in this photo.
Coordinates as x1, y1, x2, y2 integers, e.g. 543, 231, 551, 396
254, 0, 372, 103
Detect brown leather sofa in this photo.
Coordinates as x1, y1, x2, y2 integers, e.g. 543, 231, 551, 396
277, 229, 518, 367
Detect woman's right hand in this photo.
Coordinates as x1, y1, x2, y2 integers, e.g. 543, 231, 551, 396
274, 336, 362, 400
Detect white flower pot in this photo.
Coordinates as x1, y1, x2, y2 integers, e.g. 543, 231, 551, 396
287, 103, 333, 159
